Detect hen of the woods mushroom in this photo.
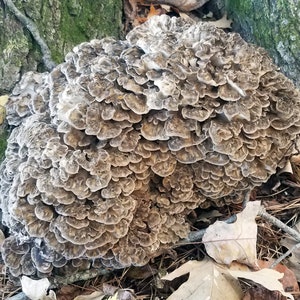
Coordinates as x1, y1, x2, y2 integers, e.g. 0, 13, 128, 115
1, 15, 300, 278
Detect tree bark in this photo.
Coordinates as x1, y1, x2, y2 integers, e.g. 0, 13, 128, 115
0, 0, 123, 94
227, 0, 300, 88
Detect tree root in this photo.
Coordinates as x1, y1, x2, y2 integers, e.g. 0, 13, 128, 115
3, 0, 56, 71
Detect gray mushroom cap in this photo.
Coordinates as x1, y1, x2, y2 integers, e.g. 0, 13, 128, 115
1, 15, 300, 277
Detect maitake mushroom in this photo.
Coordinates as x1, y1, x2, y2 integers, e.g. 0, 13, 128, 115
1, 15, 300, 278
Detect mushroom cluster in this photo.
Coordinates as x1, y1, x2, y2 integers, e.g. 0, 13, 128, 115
1, 15, 300, 278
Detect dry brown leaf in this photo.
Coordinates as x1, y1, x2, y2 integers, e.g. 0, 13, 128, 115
281, 222, 300, 281
134, 4, 163, 25
142, 0, 209, 11
230, 260, 298, 299
56, 285, 84, 300
243, 286, 289, 300
258, 260, 299, 294
162, 259, 243, 300
73, 291, 106, 300
229, 268, 294, 300
197, 210, 223, 225
202, 201, 260, 267
126, 264, 157, 279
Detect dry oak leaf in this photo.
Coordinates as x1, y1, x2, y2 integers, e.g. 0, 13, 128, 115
134, 4, 163, 25
258, 259, 299, 296
21, 276, 56, 300
202, 201, 260, 267
73, 291, 106, 300
229, 268, 294, 300
162, 258, 243, 300
281, 221, 300, 281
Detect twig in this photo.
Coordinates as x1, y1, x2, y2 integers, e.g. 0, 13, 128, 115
6, 205, 300, 299
49, 267, 112, 289
6, 292, 27, 300
3, 0, 56, 71
181, 207, 300, 245
269, 242, 300, 268
258, 207, 300, 242
178, 214, 237, 245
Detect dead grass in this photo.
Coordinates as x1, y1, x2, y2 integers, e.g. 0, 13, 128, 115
0, 266, 21, 300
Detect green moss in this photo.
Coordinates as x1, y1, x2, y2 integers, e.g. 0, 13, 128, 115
227, 0, 300, 52
52, 0, 122, 63
0, 0, 123, 91
227, 0, 300, 86
226, 0, 252, 15
227, 0, 274, 49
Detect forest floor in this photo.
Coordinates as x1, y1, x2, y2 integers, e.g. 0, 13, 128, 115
1, 1, 300, 299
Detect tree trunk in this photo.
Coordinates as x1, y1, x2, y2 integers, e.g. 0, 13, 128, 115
0, 0, 123, 94
227, 0, 300, 88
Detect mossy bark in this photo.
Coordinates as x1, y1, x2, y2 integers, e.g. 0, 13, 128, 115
227, 0, 300, 88
0, 0, 122, 160
0, 0, 123, 94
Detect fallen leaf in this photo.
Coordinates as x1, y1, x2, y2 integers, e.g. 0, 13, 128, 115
147, 4, 161, 18
21, 276, 56, 300
102, 283, 118, 296
56, 285, 83, 300
290, 154, 300, 184
197, 209, 223, 225
108, 294, 118, 300
0, 95, 8, 106
134, 4, 164, 25
126, 264, 157, 279
229, 268, 294, 300
281, 222, 300, 281
141, 0, 209, 11
0, 94, 8, 125
106, 291, 136, 300
162, 259, 243, 300
0, 229, 5, 247
258, 260, 299, 294
243, 285, 289, 300
206, 14, 232, 29
202, 201, 260, 267
73, 291, 105, 300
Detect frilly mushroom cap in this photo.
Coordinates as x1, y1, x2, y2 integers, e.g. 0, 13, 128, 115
1, 15, 300, 277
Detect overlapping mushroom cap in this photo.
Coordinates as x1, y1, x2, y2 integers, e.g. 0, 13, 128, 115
1, 15, 300, 278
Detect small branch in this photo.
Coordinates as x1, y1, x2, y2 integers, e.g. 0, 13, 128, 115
178, 204, 300, 249
6, 205, 300, 299
258, 207, 300, 242
269, 242, 300, 268
178, 214, 237, 245
6, 292, 27, 300
3, 0, 56, 71
49, 267, 112, 289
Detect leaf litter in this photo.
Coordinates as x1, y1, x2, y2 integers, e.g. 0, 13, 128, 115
2, 1, 300, 299
202, 201, 260, 267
